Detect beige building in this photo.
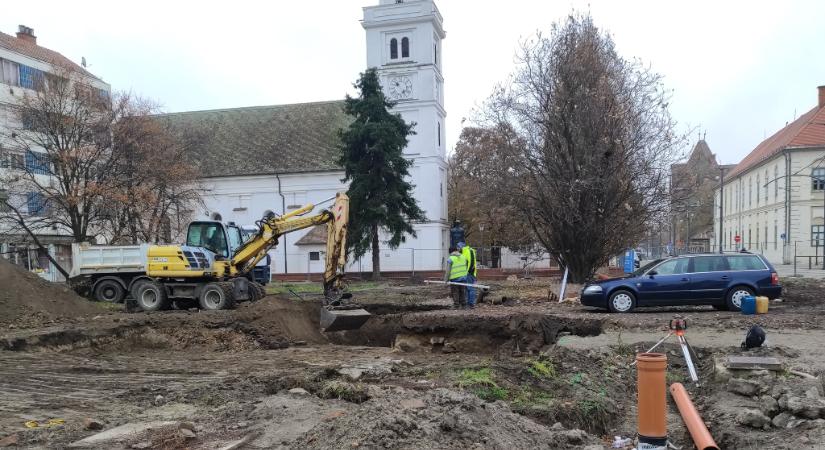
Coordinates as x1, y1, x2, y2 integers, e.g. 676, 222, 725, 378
714, 85, 825, 265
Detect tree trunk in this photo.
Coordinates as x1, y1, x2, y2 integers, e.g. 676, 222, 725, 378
371, 224, 380, 279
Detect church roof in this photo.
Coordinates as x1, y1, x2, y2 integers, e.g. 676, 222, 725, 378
727, 102, 825, 178
158, 100, 350, 178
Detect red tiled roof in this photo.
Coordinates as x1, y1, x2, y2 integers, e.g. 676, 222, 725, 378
727, 104, 825, 178
0, 30, 99, 80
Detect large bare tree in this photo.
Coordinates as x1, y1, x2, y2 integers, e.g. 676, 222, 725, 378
448, 124, 536, 266
0, 63, 202, 277
483, 14, 686, 282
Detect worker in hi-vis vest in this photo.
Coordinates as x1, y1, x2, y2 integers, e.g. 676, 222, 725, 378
458, 242, 478, 307
444, 246, 469, 308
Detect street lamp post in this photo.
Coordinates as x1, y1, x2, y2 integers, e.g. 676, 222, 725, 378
718, 167, 727, 253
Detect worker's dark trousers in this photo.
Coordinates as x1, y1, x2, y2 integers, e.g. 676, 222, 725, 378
449, 276, 467, 306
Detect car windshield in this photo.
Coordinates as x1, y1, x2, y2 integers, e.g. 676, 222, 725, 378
631, 259, 662, 276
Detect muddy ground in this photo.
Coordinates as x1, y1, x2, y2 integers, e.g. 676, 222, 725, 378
1, 275, 824, 449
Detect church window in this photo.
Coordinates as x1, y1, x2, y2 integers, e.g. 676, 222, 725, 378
437, 122, 441, 146
390, 38, 398, 60
401, 37, 410, 58
434, 43, 438, 65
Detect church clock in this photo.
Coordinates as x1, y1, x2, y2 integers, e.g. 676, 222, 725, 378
388, 76, 413, 100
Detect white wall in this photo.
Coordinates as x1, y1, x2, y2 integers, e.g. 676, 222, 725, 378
715, 147, 825, 265
200, 171, 448, 274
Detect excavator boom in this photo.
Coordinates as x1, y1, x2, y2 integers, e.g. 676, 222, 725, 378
230, 193, 370, 331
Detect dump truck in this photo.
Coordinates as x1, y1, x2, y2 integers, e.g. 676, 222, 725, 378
69, 193, 370, 331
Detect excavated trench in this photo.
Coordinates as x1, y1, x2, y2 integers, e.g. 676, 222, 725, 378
2, 298, 604, 355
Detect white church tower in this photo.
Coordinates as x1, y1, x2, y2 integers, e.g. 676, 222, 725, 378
362, 0, 449, 270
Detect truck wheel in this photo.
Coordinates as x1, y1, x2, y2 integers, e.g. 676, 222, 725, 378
94, 279, 125, 303
135, 282, 169, 311
199, 283, 232, 310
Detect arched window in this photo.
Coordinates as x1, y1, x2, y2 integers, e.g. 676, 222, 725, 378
390, 38, 398, 60
211, 212, 223, 221
401, 37, 410, 58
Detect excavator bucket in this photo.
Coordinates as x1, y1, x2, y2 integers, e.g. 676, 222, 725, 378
320, 305, 371, 332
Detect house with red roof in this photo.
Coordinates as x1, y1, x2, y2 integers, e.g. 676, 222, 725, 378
715, 85, 825, 264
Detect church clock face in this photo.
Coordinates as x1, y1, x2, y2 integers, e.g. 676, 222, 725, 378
388, 76, 413, 100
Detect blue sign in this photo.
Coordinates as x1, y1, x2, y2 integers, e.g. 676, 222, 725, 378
623, 249, 636, 273
780, 233, 786, 241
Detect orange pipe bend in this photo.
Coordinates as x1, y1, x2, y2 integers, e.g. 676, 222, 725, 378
636, 353, 667, 445
669, 383, 720, 450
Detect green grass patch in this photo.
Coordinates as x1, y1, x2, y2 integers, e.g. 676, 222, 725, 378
457, 367, 509, 401
512, 387, 553, 407
318, 380, 369, 403
527, 359, 556, 380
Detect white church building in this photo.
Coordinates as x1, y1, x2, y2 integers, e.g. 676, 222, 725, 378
164, 0, 449, 276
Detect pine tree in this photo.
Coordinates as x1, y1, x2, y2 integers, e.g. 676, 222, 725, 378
339, 68, 425, 278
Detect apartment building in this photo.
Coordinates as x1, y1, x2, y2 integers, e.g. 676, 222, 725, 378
0, 26, 110, 279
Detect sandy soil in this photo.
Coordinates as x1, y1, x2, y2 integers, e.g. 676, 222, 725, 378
1, 275, 824, 449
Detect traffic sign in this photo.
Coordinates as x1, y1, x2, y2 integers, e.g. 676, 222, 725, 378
734, 235, 741, 243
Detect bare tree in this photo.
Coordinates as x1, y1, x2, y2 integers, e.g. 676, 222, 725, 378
0, 62, 113, 275
103, 95, 205, 244
482, 14, 686, 282
1, 63, 202, 273
448, 125, 536, 263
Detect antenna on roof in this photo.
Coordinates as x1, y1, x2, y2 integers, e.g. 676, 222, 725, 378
81, 57, 87, 68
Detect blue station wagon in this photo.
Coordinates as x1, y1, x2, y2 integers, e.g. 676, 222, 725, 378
580, 253, 781, 313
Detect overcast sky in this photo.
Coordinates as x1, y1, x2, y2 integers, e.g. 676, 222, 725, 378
4, 0, 825, 164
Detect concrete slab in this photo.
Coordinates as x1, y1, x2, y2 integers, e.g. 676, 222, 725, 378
68, 421, 176, 448
726, 356, 783, 370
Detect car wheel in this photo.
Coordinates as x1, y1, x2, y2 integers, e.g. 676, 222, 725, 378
608, 290, 636, 313
135, 281, 169, 311
93, 279, 125, 303
726, 286, 753, 312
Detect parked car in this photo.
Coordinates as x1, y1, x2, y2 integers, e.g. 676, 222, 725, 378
581, 253, 781, 313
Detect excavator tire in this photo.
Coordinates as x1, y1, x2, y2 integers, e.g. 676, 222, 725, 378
199, 282, 235, 310
135, 281, 170, 312
251, 283, 266, 301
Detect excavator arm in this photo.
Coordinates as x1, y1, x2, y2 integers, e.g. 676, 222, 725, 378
229, 193, 369, 331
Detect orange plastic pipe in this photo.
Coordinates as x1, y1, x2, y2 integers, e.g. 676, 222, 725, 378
636, 353, 667, 446
670, 383, 720, 450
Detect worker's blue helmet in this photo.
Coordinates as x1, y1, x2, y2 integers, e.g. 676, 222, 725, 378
457, 242, 466, 249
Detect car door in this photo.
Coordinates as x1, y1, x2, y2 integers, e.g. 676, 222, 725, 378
636, 257, 691, 305
688, 255, 730, 302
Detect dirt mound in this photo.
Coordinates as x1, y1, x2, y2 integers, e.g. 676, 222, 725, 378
0, 258, 103, 328
294, 387, 601, 449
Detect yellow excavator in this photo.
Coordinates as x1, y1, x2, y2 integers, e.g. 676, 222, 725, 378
72, 193, 370, 331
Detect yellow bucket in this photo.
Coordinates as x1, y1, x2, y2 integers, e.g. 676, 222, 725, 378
755, 296, 769, 314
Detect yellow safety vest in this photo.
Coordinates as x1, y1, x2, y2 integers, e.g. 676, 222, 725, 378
461, 246, 477, 277
449, 254, 468, 280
